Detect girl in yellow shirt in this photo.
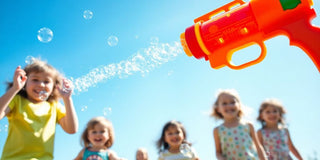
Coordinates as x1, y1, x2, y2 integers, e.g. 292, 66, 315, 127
0, 58, 78, 160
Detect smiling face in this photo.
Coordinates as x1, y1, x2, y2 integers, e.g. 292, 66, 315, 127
164, 125, 184, 149
261, 105, 281, 125
87, 123, 110, 149
217, 93, 240, 120
25, 71, 54, 103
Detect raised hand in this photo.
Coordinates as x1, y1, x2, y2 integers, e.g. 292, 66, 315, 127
12, 66, 27, 91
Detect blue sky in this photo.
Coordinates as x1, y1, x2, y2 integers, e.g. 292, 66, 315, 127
1, 0, 320, 159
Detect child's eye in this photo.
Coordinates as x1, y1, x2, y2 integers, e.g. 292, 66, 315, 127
92, 131, 97, 134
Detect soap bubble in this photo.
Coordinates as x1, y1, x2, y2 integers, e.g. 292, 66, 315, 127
81, 106, 88, 112
103, 107, 112, 117
83, 10, 93, 20
180, 143, 192, 155
37, 27, 53, 43
39, 90, 49, 101
107, 36, 118, 47
62, 78, 74, 93
25, 56, 35, 65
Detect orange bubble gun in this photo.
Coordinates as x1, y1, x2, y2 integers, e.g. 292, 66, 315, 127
180, 0, 320, 71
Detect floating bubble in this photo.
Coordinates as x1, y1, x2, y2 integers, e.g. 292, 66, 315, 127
37, 27, 53, 43
180, 143, 192, 155
39, 90, 49, 101
107, 36, 118, 47
25, 56, 35, 65
62, 78, 74, 93
150, 37, 159, 45
103, 107, 112, 117
167, 70, 174, 76
83, 10, 93, 20
81, 106, 88, 112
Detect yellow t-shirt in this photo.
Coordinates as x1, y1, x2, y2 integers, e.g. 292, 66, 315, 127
1, 95, 66, 160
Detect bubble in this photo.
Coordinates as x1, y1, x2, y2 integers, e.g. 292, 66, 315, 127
180, 143, 192, 155
81, 106, 88, 112
103, 107, 112, 117
4, 124, 8, 132
62, 78, 74, 93
37, 27, 53, 43
25, 56, 35, 65
107, 36, 118, 47
150, 37, 159, 45
83, 10, 93, 20
39, 90, 49, 101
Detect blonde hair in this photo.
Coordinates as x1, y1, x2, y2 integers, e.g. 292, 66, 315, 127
7, 58, 62, 103
257, 98, 287, 128
211, 89, 244, 119
136, 148, 149, 160
81, 117, 115, 148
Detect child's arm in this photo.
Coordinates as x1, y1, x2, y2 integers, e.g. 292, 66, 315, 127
0, 66, 27, 120
286, 129, 303, 160
256, 129, 264, 147
58, 79, 78, 134
108, 150, 126, 160
213, 127, 225, 160
73, 148, 85, 160
248, 123, 267, 160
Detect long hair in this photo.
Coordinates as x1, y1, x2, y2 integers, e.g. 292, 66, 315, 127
156, 120, 190, 153
81, 117, 115, 148
6, 58, 62, 103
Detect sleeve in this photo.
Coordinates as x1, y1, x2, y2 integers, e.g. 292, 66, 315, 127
55, 101, 66, 122
6, 95, 19, 117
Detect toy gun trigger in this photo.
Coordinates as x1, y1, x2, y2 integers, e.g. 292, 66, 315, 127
209, 40, 267, 70
194, 0, 245, 23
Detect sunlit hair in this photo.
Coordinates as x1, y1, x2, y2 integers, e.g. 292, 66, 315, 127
136, 147, 149, 160
211, 89, 244, 119
6, 58, 62, 103
257, 98, 287, 128
156, 120, 191, 153
81, 117, 115, 148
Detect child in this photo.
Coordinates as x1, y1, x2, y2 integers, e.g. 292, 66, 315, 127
136, 148, 148, 160
257, 98, 303, 160
74, 116, 125, 160
156, 120, 199, 160
211, 89, 266, 160
0, 58, 78, 160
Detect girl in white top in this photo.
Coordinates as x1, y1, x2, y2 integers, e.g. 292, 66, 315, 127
156, 120, 199, 160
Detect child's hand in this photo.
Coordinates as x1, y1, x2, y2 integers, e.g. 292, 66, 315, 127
57, 78, 73, 98
12, 66, 27, 91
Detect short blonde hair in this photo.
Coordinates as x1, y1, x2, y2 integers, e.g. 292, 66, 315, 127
211, 89, 244, 119
81, 117, 115, 148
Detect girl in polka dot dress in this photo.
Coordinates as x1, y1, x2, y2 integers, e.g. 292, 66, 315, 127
257, 99, 302, 160
211, 89, 266, 160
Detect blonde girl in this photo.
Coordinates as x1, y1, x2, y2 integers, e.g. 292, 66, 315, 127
257, 98, 303, 160
211, 89, 266, 160
136, 148, 148, 160
156, 120, 199, 160
0, 58, 78, 160
74, 116, 124, 160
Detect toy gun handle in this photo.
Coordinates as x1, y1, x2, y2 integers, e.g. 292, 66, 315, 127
208, 33, 267, 70
283, 17, 320, 72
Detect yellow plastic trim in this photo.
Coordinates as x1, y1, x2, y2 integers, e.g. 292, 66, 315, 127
194, 22, 212, 56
